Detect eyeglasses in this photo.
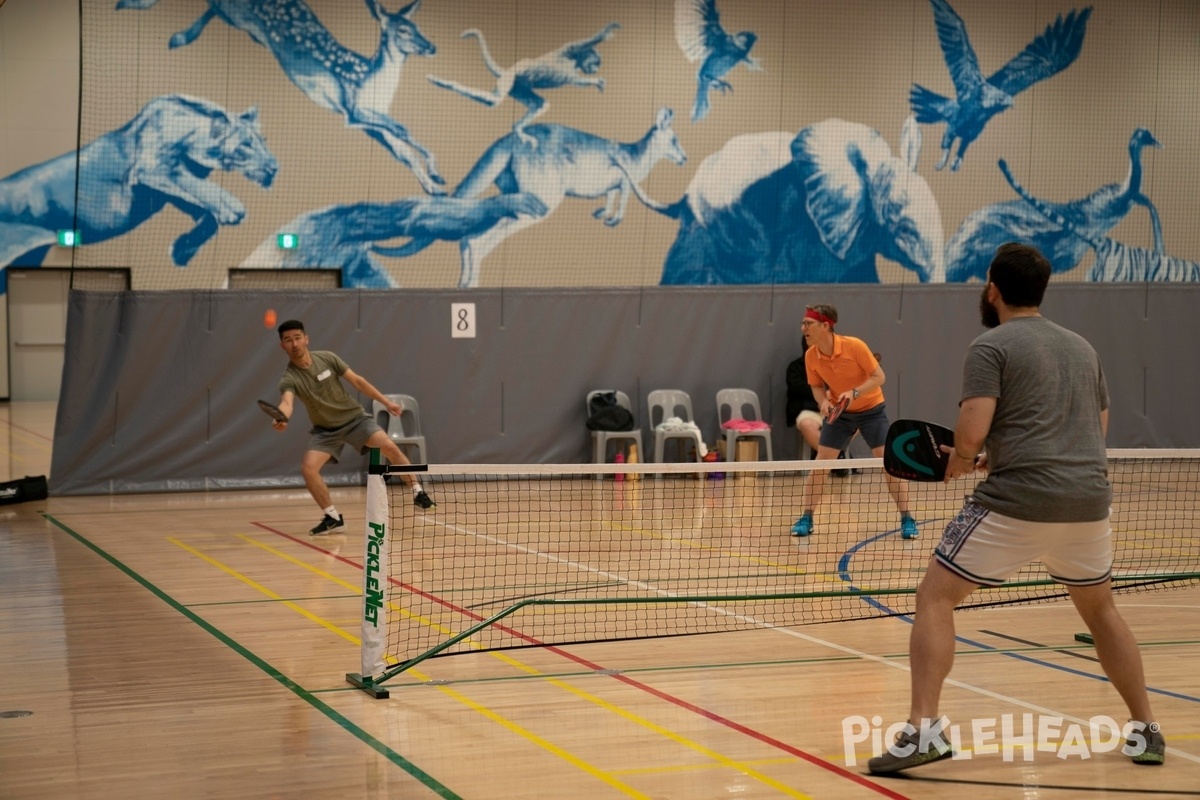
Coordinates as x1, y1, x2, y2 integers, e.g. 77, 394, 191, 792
800, 320, 819, 328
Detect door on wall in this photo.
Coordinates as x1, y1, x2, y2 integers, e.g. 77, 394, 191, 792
7, 268, 71, 401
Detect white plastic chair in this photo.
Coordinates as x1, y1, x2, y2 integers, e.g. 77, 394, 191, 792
372, 394, 427, 464
716, 388, 773, 464
647, 389, 705, 469
586, 390, 642, 476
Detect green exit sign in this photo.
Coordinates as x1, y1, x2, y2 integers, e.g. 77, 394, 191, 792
276, 233, 299, 250
57, 230, 82, 247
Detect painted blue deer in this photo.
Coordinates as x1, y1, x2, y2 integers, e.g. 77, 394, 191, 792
117, 0, 444, 194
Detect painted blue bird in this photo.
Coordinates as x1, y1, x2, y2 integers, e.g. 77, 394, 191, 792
675, 0, 761, 122
911, 0, 1092, 171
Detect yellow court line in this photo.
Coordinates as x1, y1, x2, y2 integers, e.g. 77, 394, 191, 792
172, 536, 651, 798
228, 534, 815, 797
490, 650, 814, 798
169, 537, 359, 646
0, 427, 54, 452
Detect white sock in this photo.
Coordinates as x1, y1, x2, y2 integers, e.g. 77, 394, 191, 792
411, 482, 424, 494
323, 505, 339, 519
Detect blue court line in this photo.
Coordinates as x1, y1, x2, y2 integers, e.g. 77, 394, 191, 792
837, 525, 1200, 704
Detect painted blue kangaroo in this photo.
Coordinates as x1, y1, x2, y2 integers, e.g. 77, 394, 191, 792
912, 0, 1091, 171
428, 23, 619, 146
946, 128, 1161, 281
241, 194, 546, 288
117, 0, 444, 194
0, 94, 276, 284
999, 159, 1195, 282
388, 108, 685, 288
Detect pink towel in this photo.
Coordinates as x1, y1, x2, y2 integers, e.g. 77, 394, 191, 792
722, 418, 770, 432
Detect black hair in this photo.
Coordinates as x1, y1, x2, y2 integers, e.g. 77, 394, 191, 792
277, 319, 305, 339
988, 243, 1051, 308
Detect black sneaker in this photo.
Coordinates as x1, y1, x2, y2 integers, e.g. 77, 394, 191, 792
413, 491, 435, 510
832, 469, 850, 478
1126, 724, 1165, 765
309, 513, 345, 536
867, 727, 953, 774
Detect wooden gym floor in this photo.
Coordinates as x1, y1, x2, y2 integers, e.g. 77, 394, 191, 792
1, 401, 1198, 799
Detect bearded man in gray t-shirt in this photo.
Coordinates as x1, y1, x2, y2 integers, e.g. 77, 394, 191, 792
867, 243, 1164, 774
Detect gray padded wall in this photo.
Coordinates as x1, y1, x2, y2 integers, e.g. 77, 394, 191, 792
50, 285, 1200, 495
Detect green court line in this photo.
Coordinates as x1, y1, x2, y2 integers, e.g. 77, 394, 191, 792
186, 594, 359, 607
349, 637, 1200, 692
41, 513, 461, 800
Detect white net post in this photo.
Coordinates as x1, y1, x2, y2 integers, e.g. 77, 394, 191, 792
359, 449, 390, 681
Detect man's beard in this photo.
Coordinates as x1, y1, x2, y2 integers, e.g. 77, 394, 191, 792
980, 286, 1000, 328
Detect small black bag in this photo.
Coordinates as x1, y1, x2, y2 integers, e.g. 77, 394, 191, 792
0, 475, 48, 505
586, 392, 635, 432
0, 474, 48, 506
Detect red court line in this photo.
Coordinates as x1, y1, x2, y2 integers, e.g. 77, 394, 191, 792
0, 418, 54, 442
254, 521, 911, 799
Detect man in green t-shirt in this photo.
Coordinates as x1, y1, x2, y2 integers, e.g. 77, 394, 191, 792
274, 319, 433, 535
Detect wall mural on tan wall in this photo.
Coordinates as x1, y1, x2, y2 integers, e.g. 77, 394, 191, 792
0, 94, 276, 290
117, 0, 446, 194
674, 0, 762, 122
241, 194, 547, 288
428, 23, 620, 146
660, 119, 945, 284
911, 0, 1092, 172
946, 129, 1162, 281
1, 0, 1196, 291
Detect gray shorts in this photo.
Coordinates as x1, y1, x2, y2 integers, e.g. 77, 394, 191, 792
818, 403, 891, 450
307, 414, 382, 463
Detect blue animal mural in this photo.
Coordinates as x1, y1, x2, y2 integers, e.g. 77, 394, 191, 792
946, 128, 1161, 281
414, 107, 687, 288
0, 94, 276, 287
117, 0, 445, 194
912, 0, 1092, 171
659, 119, 944, 284
240, 194, 547, 288
428, 23, 619, 146
674, 0, 761, 122
998, 158, 1195, 282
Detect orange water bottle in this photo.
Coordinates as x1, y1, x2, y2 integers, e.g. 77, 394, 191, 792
614, 451, 625, 482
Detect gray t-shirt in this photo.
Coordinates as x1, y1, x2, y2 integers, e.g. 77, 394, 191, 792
962, 316, 1111, 522
279, 351, 364, 430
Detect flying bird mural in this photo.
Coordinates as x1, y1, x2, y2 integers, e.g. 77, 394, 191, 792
675, 0, 761, 122
911, 0, 1092, 171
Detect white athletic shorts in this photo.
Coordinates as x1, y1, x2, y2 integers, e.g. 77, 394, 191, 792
934, 498, 1113, 587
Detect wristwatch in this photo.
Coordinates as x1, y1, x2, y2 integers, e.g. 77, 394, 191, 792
851, 388, 860, 399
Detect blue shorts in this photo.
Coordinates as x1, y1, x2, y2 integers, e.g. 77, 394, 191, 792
307, 414, 382, 463
818, 403, 890, 451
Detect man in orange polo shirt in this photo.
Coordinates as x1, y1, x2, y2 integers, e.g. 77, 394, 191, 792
791, 304, 916, 538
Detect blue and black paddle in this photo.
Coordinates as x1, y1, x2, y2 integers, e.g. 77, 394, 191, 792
884, 419, 955, 482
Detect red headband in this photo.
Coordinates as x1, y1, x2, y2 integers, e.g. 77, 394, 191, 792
804, 309, 834, 327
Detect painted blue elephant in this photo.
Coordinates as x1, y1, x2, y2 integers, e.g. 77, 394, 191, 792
660, 119, 944, 284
